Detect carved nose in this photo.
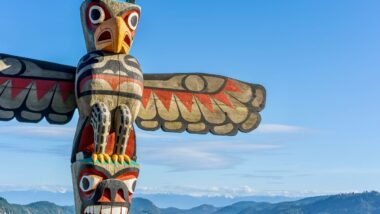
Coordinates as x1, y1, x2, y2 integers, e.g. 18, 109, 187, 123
96, 180, 128, 203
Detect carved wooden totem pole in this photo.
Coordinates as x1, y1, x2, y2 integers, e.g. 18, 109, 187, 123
0, 0, 266, 213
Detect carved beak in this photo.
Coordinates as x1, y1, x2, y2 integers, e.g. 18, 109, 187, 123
94, 17, 132, 54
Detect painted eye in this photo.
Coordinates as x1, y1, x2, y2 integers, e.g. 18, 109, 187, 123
123, 178, 137, 193
89, 5, 106, 25
79, 175, 102, 192
127, 12, 139, 30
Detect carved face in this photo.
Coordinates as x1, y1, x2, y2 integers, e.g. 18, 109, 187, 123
72, 160, 139, 214
71, 120, 139, 214
80, 0, 141, 54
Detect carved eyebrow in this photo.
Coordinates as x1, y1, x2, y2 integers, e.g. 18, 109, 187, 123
113, 167, 139, 178
80, 163, 139, 178
80, 163, 113, 178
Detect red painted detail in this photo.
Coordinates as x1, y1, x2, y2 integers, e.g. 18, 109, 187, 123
35, 80, 57, 100
225, 79, 242, 93
77, 124, 135, 156
116, 173, 138, 181
11, 78, 32, 98
58, 82, 75, 102
98, 31, 111, 42
80, 168, 107, 180
86, 2, 111, 32
79, 74, 143, 92
125, 128, 136, 158
141, 89, 152, 108
105, 132, 115, 155
79, 168, 107, 199
128, 192, 133, 203
0, 77, 8, 86
124, 35, 131, 47
78, 126, 116, 156
78, 125, 95, 154
154, 90, 173, 111
98, 188, 112, 203
195, 94, 214, 112
174, 92, 194, 112
213, 92, 234, 109
108, 76, 120, 91
122, 9, 141, 34
115, 190, 126, 202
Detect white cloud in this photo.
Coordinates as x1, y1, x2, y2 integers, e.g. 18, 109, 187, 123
138, 140, 283, 171
136, 185, 327, 198
0, 184, 330, 198
136, 131, 181, 140
256, 124, 304, 134
0, 123, 297, 171
0, 184, 72, 193
0, 125, 75, 139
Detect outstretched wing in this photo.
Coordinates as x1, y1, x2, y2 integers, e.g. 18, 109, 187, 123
0, 54, 77, 124
137, 73, 266, 136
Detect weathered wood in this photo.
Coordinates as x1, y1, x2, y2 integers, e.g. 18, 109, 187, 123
138, 73, 266, 135
0, 0, 266, 213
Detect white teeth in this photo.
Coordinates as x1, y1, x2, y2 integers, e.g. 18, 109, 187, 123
101, 205, 111, 214
113, 207, 121, 213
94, 206, 101, 214
83, 206, 128, 214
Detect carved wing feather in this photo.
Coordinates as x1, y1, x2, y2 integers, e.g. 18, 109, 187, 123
0, 54, 77, 124
137, 73, 266, 136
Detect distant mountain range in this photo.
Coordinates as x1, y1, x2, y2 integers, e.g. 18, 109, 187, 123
1, 191, 380, 214
0, 191, 299, 209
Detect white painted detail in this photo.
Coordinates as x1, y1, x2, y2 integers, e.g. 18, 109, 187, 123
0, 60, 10, 72
79, 175, 103, 192
89, 5, 106, 25
123, 178, 137, 194
83, 205, 128, 214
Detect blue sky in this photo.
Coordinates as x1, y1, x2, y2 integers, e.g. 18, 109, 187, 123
0, 0, 380, 198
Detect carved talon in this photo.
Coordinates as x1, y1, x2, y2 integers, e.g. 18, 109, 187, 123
92, 153, 111, 164
112, 154, 131, 164
104, 154, 111, 163
92, 154, 98, 163
124, 155, 131, 164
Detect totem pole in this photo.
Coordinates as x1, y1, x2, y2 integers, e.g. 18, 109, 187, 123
0, 0, 266, 213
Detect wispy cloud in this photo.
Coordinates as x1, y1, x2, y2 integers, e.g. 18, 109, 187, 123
256, 124, 305, 134
136, 123, 305, 171
0, 184, 330, 198
138, 140, 283, 171
0, 141, 72, 157
136, 123, 303, 171
0, 125, 75, 139
136, 131, 181, 140
136, 185, 327, 198
239, 174, 284, 180
0, 185, 72, 194
0, 123, 300, 171
0, 124, 73, 157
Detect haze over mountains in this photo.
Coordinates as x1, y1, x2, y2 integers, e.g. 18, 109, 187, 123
0, 190, 300, 209
1, 191, 380, 214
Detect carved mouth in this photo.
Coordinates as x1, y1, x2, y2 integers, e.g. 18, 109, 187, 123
83, 205, 128, 214
98, 31, 112, 42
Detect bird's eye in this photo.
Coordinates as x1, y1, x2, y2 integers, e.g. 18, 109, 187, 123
89, 5, 106, 25
123, 178, 137, 193
79, 175, 102, 192
127, 12, 139, 31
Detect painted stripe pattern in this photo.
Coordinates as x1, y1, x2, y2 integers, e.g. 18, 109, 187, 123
137, 73, 266, 136
0, 54, 76, 124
